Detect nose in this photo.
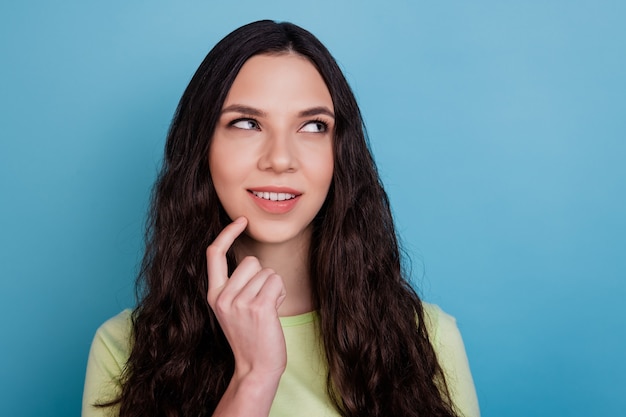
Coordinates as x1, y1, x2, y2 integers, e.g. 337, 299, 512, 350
258, 131, 297, 173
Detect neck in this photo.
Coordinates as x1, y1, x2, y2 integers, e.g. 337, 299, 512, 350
233, 229, 313, 317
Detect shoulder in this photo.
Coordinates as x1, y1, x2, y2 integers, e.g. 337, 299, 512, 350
421, 303, 481, 417
92, 309, 133, 367
97, 308, 133, 339
421, 302, 460, 347
421, 303, 469, 376
82, 309, 133, 416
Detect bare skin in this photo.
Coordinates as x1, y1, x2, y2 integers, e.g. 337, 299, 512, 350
207, 217, 288, 417
234, 225, 313, 316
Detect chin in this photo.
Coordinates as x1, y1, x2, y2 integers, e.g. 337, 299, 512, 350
244, 218, 313, 246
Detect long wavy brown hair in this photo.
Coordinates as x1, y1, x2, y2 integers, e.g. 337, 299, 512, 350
108, 20, 459, 417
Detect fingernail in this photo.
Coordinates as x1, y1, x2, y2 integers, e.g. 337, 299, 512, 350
234, 217, 246, 224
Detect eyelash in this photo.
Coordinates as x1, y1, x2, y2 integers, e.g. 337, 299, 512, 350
306, 118, 329, 133
228, 117, 329, 133
229, 117, 260, 130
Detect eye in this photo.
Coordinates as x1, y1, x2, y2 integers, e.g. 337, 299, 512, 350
300, 120, 328, 133
231, 119, 260, 130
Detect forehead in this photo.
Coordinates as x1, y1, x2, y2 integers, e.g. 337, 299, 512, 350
223, 53, 334, 111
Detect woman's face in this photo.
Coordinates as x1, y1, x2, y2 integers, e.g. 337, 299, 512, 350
209, 53, 335, 246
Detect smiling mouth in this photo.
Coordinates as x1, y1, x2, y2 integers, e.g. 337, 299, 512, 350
250, 191, 297, 201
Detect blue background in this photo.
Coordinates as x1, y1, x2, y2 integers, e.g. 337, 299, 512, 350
1, 1, 624, 416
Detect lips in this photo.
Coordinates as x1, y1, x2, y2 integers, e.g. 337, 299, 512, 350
248, 187, 302, 214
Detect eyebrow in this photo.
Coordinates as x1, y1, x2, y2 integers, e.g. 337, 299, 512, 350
221, 105, 266, 117
221, 104, 335, 119
298, 106, 335, 119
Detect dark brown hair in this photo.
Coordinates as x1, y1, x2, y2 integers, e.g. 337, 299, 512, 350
111, 20, 458, 417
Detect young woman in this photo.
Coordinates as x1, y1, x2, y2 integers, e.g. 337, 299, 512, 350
83, 20, 480, 417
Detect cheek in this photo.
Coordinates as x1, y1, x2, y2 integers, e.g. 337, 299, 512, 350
208, 151, 237, 210
209, 142, 248, 189
208, 158, 227, 194
304, 154, 334, 210
209, 164, 242, 207
316, 149, 334, 189
208, 167, 242, 221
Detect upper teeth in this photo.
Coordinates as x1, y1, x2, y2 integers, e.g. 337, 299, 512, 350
252, 191, 296, 201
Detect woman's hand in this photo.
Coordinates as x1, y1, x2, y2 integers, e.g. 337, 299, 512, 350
206, 217, 288, 381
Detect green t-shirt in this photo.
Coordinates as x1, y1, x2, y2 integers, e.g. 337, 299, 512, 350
82, 303, 480, 417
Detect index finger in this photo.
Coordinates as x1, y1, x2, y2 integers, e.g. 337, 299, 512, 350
206, 217, 248, 293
